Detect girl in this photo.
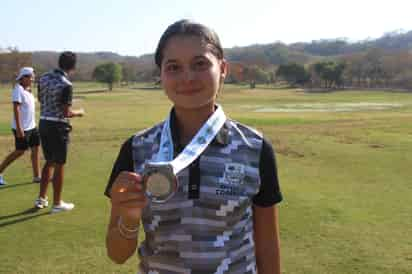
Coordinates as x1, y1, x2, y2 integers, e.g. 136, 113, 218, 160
0, 67, 40, 186
105, 20, 283, 274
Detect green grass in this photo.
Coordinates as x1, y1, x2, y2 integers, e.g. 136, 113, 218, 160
0, 83, 411, 273
0, 122, 11, 136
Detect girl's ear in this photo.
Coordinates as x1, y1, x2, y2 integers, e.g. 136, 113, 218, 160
220, 59, 228, 83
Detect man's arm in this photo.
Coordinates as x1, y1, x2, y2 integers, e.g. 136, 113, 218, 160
63, 105, 84, 118
37, 83, 41, 102
61, 85, 84, 118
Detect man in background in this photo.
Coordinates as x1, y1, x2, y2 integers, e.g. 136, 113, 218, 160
35, 51, 84, 213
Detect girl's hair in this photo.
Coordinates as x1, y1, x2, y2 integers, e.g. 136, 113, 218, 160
154, 20, 224, 68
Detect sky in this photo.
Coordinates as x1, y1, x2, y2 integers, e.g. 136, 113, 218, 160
1, 0, 412, 57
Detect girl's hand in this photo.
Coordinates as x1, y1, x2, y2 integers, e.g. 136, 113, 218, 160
16, 130, 25, 138
110, 171, 148, 226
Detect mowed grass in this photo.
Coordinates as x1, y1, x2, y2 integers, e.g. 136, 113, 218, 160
0, 83, 411, 274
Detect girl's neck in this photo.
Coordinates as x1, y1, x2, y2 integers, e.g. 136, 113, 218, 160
174, 103, 215, 145
19, 82, 31, 91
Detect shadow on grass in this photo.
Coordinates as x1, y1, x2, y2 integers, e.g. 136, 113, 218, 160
76, 89, 108, 94
0, 207, 49, 227
0, 181, 35, 190
253, 86, 293, 90
130, 86, 162, 91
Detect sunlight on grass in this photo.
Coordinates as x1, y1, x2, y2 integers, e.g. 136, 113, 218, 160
0, 83, 411, 273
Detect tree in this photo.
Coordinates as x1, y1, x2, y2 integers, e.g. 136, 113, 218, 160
243, 65, 270, 88
276, 63, 310, 86
342, 52, 367, 87
0, 48, 32, 83
92, 62, 122, 91
364, 48, 384, 87
312, 61, 345, 88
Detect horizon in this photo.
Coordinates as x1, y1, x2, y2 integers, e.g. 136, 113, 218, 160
2, 0, 412, 56
12, 28, 411, 58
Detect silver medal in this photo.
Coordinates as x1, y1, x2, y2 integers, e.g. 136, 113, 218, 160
143, 163, 177, 203
143, 105, 226, 204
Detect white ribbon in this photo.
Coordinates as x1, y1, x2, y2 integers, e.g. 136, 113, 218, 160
154, 105, 226, 175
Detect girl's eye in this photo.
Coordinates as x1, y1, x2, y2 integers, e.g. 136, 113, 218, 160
165, 64, 181, 73
193, 59, 210, 70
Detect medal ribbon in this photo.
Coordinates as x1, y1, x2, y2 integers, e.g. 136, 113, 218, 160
154, 105, 226, 175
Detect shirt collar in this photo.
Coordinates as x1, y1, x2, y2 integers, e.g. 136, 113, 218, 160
54, 68, 68, 77
169, 108, 230, 152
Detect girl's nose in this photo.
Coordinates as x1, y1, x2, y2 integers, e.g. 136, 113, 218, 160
182, 69, 195, 82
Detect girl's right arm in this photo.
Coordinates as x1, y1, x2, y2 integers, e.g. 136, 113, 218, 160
106, 171, 147, 264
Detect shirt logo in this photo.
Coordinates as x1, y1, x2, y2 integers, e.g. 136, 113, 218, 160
216, 163, 246, 197
223, 163, 245, 185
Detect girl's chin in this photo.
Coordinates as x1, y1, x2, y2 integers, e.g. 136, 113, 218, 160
175, 89, 202, 96
173, 100, 215, 110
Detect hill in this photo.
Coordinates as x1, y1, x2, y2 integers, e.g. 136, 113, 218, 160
0, 29, 409, 83
34, 29, 412, 69
290, 30, 412, 56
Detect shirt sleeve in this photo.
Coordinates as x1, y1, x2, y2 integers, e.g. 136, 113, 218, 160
37, 83, 41, 101
12, 86, 23, 104
104, 137, 134, 198
61, 85, 73, 106
252, 137, 283, 207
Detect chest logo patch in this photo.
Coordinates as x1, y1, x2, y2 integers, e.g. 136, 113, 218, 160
223, 163, 245, 185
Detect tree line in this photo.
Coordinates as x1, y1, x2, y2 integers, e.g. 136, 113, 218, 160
237, 48, 412, 90
0, 48, 32, 84
1, 38, 412, 90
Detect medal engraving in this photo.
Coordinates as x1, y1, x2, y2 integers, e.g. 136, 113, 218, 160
143, 163, 177, 203
146, 173, 172, 197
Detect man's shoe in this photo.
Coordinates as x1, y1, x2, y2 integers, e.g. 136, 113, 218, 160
51, 201, 75, 214
0, 175, 6, 186
34, 197, 49, 209
33, 177, 41, 183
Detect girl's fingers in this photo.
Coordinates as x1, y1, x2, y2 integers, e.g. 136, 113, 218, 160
117, 200, 148, 209
112, 171, 144, 195
115, 192, 146, 203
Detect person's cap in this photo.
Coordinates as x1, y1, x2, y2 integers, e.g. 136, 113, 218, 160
16, 67, 35, 81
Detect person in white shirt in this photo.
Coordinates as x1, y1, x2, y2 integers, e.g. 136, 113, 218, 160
0, 67, 41, 186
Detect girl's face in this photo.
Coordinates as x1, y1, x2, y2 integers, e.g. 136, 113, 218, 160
160, 35, 227, 110
20, 74, 34, 89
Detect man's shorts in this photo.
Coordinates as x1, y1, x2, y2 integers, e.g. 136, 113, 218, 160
39, 120, 72, 164
12, 128, 40, 151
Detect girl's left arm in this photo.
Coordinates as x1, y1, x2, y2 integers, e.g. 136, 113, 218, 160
253, 204, 281, 274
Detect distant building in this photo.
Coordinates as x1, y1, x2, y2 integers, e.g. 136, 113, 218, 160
0, 47, 14, 54
0, 48, 11, 54
227, 61, 246, 83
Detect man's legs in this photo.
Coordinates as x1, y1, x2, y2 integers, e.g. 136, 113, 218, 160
37, 121, 73, 212
39, 161, 54, 199
35, 161, 54, 208
39, 161, 74, 211
30, 145, 41, 180
36, 122, 53, 208
50, 162, 74, 213
52, 163, 65, 205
